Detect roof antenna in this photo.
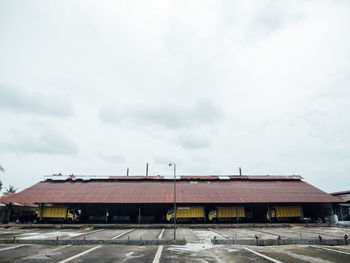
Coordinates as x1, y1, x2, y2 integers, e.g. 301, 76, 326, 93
127, 167, 129, 176
146, 163, 149, 176
239, 167, 242, 176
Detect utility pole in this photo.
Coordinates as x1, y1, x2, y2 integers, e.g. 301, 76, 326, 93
169, 162, 176, 240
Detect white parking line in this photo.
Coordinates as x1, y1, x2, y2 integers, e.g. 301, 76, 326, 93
52, 245, 72, 251
62, 229, 104, 240
0, 245, 25, 252
152, 245, 163, 263
243, 247, 283, 263
0, 229, 31, 234
111, 229, 134, 240
158, 229, 165, 239
208, 228, 229, 238
310, 245, 350, 255
58, 245, 101, 263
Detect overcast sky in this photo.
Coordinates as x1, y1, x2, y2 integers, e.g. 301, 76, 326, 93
0, 0, 349, 193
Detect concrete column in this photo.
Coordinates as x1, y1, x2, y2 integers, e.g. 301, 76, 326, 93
105, 207, 109, 223
138, 206, 141, 223
39, 204, 44, 223
4, 204, 12, 223
0, 209, 5, 223
267, 206, 272, 222
300, 205, 304, 219
339, 206, 344, 221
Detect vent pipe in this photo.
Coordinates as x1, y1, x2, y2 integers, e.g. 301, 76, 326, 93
127, 167, 129, 176
239, 167, 242, 176
146, 163, 149, 176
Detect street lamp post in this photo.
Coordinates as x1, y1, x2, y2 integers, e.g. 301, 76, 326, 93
168, 162, 176, 240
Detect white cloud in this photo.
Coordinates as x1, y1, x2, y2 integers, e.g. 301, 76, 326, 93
0, 84, 74, 117
99, 99, 223, 130
0, 0, 349, 193
99, 152, 125, 164
0, 129, 78, 155
175, 134, 211, 149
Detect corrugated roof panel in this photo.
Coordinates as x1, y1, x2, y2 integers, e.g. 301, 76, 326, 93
0, 179, 341, 205
0, 193, 37, 207
331, 190, 350, 203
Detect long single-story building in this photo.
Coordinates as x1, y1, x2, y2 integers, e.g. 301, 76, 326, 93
0, 174, 342, 223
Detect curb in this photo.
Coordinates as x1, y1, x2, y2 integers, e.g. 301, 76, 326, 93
1, 223, 341, 229
211, 238, 348, 246
0, 239, 186, 246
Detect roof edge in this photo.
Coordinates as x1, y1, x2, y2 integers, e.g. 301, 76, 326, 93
42, 174, 303, 182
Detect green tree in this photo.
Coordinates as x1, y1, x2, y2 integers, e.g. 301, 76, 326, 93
4, 185, 17, 195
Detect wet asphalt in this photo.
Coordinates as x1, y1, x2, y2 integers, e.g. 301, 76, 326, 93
0, 226, 349, 262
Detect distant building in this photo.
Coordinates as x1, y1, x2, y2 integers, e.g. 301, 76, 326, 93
0, 193, 37, 223
330, 190, 350, 221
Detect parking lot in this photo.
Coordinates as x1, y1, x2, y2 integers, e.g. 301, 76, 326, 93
0, 226, 349, 262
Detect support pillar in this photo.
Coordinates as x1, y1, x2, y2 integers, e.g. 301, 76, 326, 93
39, 204, 44, 223
339, 206, 344, 221
4, 204, 12, 223
105, 207, 109, 223
267, 206, 272, 222
300, 205, 304, 220
138, 206, 141, 223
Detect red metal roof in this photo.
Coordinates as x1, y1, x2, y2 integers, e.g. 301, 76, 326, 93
1, 178, 341, 205
331, 190, 350, 203
0, 193, 37, 207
